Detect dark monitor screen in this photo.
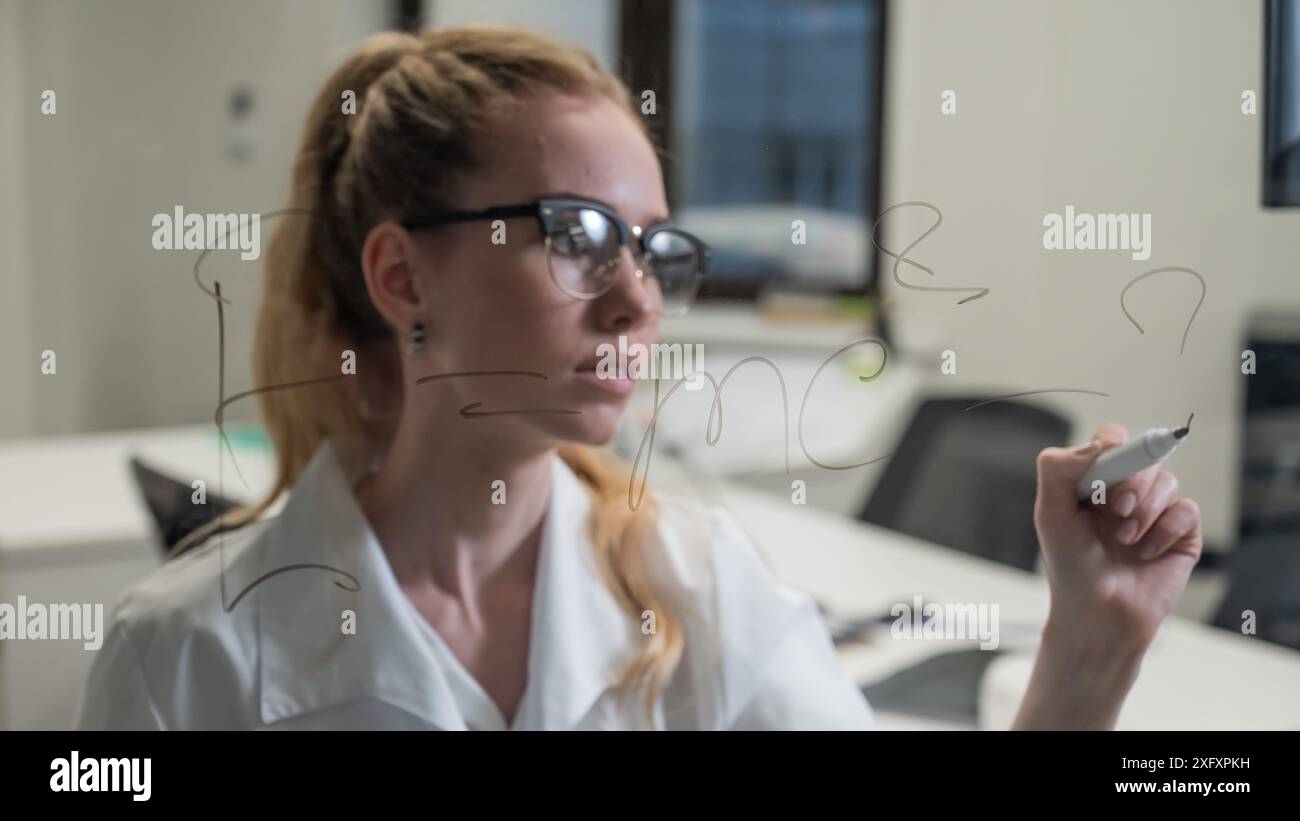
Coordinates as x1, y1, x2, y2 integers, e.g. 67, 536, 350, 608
1264, 0, 1300, 206
1239, 314, 1300, 535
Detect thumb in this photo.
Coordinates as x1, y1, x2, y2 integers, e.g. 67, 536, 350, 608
1035, 439, 1102, 527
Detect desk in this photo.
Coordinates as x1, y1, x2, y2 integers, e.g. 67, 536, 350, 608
717, 480, 1300, 730
4, 425, 1296, 730
0, 426, 274, 729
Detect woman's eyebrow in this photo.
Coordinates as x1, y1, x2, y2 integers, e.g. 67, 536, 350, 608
540, 191, 670, 227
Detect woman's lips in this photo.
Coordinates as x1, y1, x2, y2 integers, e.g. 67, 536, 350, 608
574, 368, 638, 396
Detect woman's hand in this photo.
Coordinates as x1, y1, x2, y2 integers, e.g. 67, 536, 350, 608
1036, 422, 1202, 646
1012, 422, 1203, 730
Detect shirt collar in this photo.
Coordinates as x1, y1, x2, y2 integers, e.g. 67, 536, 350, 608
249, 440, 641, 729
519, 452, 644, 729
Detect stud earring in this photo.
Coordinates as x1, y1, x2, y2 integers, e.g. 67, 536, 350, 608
408, 321, 426, 355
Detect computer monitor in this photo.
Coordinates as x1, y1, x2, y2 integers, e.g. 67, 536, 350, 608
1264, 0, 1300, 206
1238, 312, 1300, 537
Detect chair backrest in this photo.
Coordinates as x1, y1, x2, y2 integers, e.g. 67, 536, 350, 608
129, 456, 239, 555
1212, 528, 1300, 651
859, 397, 1071, 571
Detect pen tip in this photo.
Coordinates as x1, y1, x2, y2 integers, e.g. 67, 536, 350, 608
1174, 412, 1194, 439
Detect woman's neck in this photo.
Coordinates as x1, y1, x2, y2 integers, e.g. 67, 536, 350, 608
354, 409, 555, 598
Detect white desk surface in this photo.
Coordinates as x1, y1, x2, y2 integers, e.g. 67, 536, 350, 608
0, 425, 274, 556
4, 424, 1297, 730
716, 480, 1300, 731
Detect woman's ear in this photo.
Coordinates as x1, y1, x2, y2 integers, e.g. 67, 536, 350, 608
360, 221, 425, 331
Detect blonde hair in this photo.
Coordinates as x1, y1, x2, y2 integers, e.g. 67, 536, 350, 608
203, 26, 684, 724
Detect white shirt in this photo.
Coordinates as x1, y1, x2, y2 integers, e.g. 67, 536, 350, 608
78, 441, 875, 730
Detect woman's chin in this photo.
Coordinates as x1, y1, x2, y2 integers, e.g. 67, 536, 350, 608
542, 405, 625, 447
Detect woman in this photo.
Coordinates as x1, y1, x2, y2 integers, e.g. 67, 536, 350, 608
79, 26, 1201, 730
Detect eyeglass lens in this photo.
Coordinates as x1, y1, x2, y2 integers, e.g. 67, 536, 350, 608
545, 206, 700, 314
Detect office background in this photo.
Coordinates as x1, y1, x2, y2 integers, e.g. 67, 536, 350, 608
1, 0, 1299, 729
3, 0, 1298, 542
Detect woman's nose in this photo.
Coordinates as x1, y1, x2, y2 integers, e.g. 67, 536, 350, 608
593, 245, 658, 332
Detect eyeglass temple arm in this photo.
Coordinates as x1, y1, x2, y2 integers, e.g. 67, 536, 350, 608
400, 203, 539, 231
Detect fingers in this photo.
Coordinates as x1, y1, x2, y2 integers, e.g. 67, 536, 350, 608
1084, 423, 1158, 518
1104, 463, 1162, 518
1132, 498, 1203, 561
1114, 470, 1178, 545
1038, 422, 1168, 532
1035, 440, 1105, 527
1078, 423, 1147, 517
1093, 422, 1128, 451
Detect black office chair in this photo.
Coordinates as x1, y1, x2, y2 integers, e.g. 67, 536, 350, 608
858, 397, 1071, 571
129, 457, 240, 556
1211, 528, 1300, 651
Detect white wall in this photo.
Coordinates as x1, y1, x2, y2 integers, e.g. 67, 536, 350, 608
881, 0, 1300, 544
2, 0, 1294, 546
0, 0, 35, 438
0, 0, 617, 444
0, 0, 389, 438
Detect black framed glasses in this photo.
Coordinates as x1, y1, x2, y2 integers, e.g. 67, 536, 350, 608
401, 197, 710, 316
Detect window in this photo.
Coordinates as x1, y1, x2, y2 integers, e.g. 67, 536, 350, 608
622, 0, 887, 300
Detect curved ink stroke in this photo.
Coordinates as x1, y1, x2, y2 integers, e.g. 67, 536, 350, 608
212, 281, 249, 492
870, 201, 990, 305
629, 376, 688, 512
1119, 266, 1206, 356
963, 389, 1111, 412
705, 357, 791, 472
460, 403, 582, 418
198, 209, 321, 491
222, 563, 361, 614
209, 367, 583, 609
629, 359, 789, 512
202, 238, 361, 611
798, 339, 894, 470
192, 207, 315, 305
416, 369, 551, 385
417, 369, 583, 418
627, 338, 897, 510
199, 211, 581, 610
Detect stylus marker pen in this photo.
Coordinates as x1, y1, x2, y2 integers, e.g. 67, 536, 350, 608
1075, 414, 1194, 500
